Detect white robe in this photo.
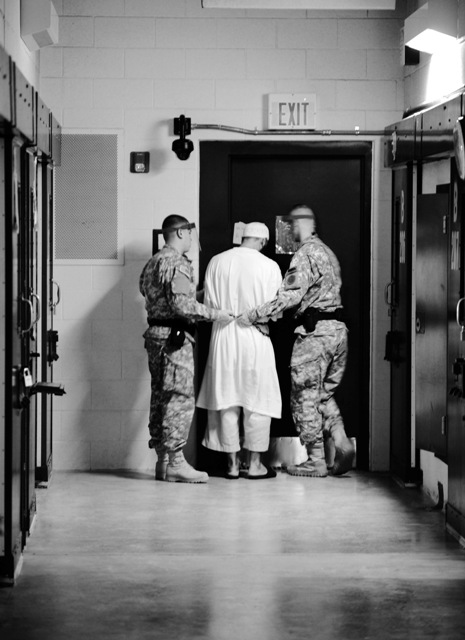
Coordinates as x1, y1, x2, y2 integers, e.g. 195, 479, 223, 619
196, 247, 282, 418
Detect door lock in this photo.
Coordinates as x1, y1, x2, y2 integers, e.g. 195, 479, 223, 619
450, 357, 465, 398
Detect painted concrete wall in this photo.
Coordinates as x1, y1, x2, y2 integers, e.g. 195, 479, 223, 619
30, 0, 406, 472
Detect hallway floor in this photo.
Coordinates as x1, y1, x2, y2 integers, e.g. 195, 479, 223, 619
1, 469, 465, 640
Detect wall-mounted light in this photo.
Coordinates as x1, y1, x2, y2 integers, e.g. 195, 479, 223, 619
172, 115, 194, 161
404, 0, 457, 55
20, 0, 59, 50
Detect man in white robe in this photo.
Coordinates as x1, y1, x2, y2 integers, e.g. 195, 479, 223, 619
197, 222, 282, 479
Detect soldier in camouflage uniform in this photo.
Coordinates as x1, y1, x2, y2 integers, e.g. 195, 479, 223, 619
238, 204, 355, 477
140, 214, 233, 483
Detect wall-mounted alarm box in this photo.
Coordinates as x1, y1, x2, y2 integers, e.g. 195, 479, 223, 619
130, 151, 150, 173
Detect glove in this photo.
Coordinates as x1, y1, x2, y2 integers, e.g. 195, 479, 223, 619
215, 309, 235, 324
236, 311, 253, 328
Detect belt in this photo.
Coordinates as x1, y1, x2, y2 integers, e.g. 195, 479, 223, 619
295, 307, 345, 332
308, 309, 343, 321
304, 306, 343, 319
147, 318, 195, 337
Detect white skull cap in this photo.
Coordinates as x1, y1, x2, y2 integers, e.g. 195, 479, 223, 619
243, 222, 269, 239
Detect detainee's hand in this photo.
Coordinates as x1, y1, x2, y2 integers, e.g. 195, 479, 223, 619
215, 309, 235, 324
236, 312, 253, 327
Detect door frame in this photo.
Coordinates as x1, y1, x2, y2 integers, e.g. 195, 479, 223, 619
198, 140, 372, 470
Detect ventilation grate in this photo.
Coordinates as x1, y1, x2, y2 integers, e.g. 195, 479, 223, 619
54, 134, 119, 261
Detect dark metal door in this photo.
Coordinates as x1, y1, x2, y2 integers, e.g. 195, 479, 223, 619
1, 137, 38, 577
198, 140, 371, 469
23, 149, 39, 536
2, 137, 26, 576
0, 134, 10, 574
36, 160, 57, 485
387, 165, 419, 483
415, 193, 449, 459
446, 172, 465, 539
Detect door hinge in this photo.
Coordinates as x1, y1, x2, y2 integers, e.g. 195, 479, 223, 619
443, 215, 448, 234
441, 415, 448, 436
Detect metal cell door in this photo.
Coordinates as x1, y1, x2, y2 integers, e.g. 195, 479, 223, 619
447, 172, 465, 540
415, 193, 449, 459
23, 149, 39, 534
0, 134, 8, 574
36, 159, 59, 485
1, 135, 39, 580
16, 142, 38, 546
386, 165, 419, 483
197, 140, 371, 471
1, 136, 27, 577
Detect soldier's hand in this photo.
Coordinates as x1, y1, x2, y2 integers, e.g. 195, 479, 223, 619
215, 309, 235, 324
236, 312, 253, 327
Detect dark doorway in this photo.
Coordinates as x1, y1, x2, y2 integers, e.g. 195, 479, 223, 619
196, 140, 371, 471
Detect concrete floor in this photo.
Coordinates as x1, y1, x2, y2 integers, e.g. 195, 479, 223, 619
1, 469, 465, 640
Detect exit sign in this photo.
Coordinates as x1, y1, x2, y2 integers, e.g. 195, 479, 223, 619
268, 93, 316, 130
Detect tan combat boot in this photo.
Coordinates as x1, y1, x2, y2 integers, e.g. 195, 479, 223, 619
287, 441, 328, 477
165, 451, 209, 483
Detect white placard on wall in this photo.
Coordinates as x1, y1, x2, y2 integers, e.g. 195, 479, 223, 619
267, 93, 316, 130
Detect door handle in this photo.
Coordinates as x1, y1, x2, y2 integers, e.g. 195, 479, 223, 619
384, 280, 396, 316
20, 296, 34, 334
50, 279, 61, 313
31, 292, 40, 326
456, 297, 465, 327
384, 280, 394, 307
456, 297, 465, 340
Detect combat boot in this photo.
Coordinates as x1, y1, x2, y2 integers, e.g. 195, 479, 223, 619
329, 422, 355, 476
155, 449, 169, 481
287, 441, 328, 477
324, 434, 336, 470
165, 451, 209, 483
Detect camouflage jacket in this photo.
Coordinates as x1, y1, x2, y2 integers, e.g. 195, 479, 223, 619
249, 234, 343, 324
140, 245, 220, 337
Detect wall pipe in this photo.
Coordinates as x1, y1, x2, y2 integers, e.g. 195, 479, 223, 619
191, 123, 385, 136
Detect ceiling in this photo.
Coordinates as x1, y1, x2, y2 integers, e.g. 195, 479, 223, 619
201, 1, 397, 10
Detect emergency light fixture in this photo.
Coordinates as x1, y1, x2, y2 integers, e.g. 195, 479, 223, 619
404, 0, 458, 55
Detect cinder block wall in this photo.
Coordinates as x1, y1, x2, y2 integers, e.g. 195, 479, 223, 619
37, 0, 406, 472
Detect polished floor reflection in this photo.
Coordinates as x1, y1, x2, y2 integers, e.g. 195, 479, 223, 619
1, 470, 465, 639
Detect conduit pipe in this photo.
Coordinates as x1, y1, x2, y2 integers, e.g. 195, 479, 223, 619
191, 123, 385, 136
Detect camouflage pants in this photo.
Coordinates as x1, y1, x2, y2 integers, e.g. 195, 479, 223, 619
290, 321, 348, 446
144, 335, 195, 453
